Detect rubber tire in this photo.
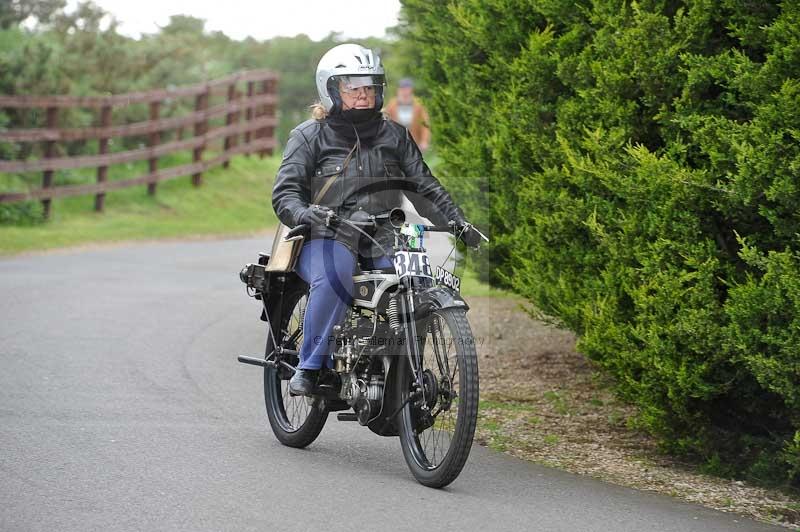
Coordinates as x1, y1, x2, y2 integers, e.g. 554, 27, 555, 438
263, 284, 328, 448
397, 307, 479, 488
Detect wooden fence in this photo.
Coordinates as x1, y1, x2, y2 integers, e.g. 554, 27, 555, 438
0, 70, 278, 217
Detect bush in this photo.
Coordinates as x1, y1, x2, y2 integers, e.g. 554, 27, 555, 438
0, 201, 44, 225
401, 0, 800, 484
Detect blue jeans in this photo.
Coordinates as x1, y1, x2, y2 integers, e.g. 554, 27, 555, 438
294, 239, 392, 370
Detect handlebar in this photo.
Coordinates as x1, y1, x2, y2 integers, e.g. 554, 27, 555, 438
349, 220, 453, 233
421, 224, 457, 233
298, 206, 490, 244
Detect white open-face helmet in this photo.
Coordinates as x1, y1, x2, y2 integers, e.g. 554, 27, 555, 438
316, 43, 386, 114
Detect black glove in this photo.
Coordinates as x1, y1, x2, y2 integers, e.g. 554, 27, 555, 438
297, 205, 333, 227
455, 220, 483, 248
287, 206, 335, 238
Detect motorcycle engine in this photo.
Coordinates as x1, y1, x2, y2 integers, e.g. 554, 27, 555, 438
338, 369, 384, 425
333, 310, 387, 425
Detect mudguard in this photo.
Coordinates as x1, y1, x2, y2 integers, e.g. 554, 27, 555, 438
259, 271, 306, 322
414, 285, 469, 321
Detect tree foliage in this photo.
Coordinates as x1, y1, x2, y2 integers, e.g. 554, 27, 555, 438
0, 2, 407, 146
0, 2, 415, 225
401, 0, 800, 484
0, 0, 65, 29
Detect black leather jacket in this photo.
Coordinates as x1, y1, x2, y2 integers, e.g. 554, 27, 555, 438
272, 116, 464, 259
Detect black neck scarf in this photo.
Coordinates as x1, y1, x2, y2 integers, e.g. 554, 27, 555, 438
326, 109, 383, 144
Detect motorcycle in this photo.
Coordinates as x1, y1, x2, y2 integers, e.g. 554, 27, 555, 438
237, 208, 488, 488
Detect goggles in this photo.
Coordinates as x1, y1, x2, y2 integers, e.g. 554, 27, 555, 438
337, 75, 385, 94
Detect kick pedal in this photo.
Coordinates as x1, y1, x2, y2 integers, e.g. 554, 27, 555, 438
336, 413, 358, 421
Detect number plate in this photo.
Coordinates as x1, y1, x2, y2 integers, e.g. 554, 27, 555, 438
435, 266, 461, 292
393, 251, 433, 279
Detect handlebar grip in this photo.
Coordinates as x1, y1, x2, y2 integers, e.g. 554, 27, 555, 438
423, 225, 456, 232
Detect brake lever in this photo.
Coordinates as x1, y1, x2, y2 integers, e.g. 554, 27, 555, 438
472, 225, 490, 243
458, 221, 491, 244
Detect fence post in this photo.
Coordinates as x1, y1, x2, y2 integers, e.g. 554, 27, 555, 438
263, 77, 276, 157
147, 101, 161, 196
233, 89, 242, 150
41, 106, 58, 219
192, 87, 209, 187
244, 81, 254, 156
94, 105, 112, 212
257, 80, 270, 158
223, 83, 236, 168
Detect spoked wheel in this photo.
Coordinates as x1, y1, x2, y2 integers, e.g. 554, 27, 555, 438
263, 284, 328, 448
397, 307, 479, 488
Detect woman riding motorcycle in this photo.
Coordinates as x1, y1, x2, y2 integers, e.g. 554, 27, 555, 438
271, 43, 481, 396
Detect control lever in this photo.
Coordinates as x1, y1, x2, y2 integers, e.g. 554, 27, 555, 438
285, 224, 308, 239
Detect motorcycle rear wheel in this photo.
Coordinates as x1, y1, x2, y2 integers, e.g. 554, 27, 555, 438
397, 307, 479, 488
263, 284, 328, 448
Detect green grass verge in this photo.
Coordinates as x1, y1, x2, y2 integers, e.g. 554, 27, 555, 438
0, 152, 511, 300
0, 153, 280, 255
458, 267, 512, 298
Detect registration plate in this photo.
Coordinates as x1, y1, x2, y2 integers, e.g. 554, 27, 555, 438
435, 266, 461, 292
393, 251, 433, 279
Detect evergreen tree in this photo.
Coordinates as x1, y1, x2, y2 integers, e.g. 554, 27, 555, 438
401, 0, 800, 485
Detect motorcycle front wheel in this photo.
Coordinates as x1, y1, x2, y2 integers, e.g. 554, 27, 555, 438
263, 283, 328, 448
397, 307, 479, 488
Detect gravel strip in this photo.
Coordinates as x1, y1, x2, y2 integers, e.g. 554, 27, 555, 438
467, 295, 800, 529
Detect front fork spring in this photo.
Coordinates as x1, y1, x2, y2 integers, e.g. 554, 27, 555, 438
387, 297, 400, 330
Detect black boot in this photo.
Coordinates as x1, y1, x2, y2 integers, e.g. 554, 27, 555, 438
288, 369, 319, 396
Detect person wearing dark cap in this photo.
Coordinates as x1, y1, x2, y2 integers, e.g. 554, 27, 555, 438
385, 78, 431, 152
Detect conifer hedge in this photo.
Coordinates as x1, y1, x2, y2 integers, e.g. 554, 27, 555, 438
401, 0, 800, 483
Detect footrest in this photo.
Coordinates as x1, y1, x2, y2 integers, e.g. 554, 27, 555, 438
337, 413, 358, 421
238, 355, 270, 367
326, 399, 351, 412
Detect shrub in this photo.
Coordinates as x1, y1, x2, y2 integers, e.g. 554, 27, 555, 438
0, 201, 44, 225
401, 0, 800, 483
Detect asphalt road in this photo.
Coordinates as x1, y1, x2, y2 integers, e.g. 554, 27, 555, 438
0, 237, 785, 532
